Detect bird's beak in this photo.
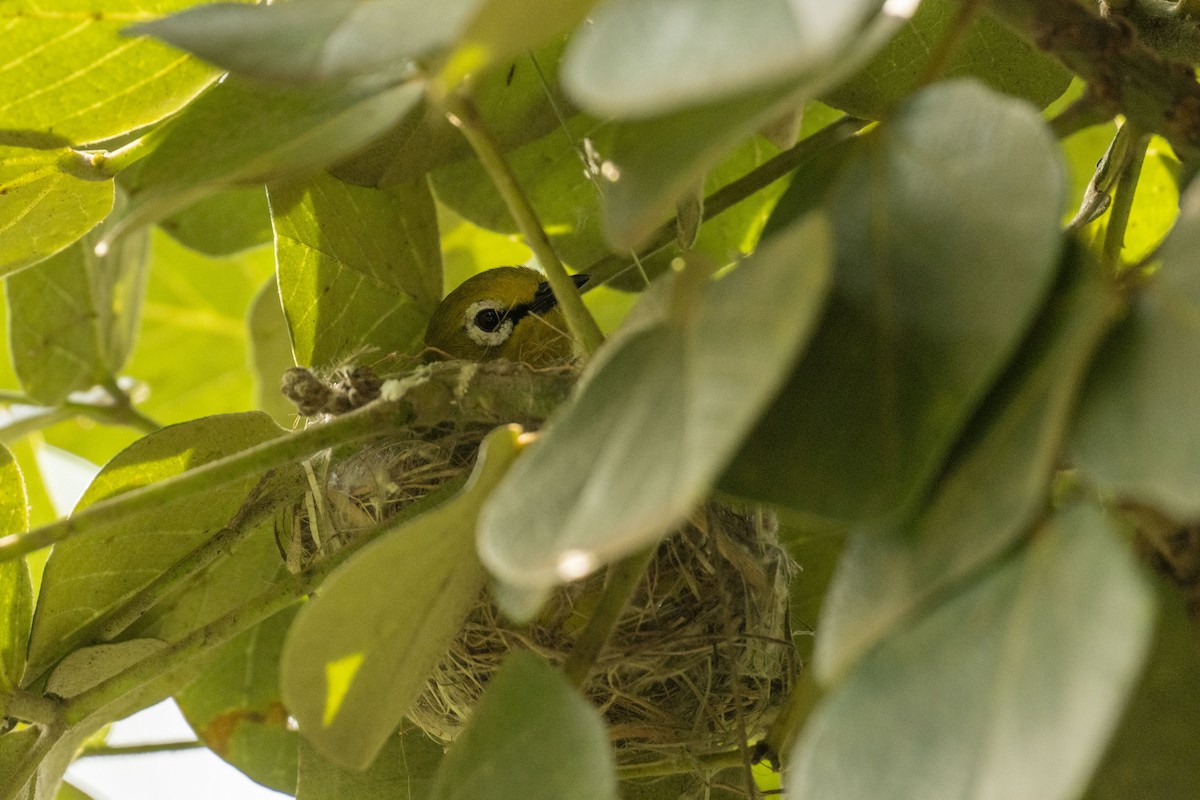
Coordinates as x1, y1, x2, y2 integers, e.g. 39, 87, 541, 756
529, 274, 590, 314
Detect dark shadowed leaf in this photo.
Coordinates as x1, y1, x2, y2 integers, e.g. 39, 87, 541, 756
723, 80, 1064, 523
297, 724, 442, 800
158, 187, 273, 256
429, 652, 617, 800
787, 501, 1156, 800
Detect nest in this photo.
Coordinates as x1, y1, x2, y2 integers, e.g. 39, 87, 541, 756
280, 362, 797, 771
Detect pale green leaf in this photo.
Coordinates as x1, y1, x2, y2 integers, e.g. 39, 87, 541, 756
6, 202, 148, 405
562, 0, 880, 117
787, 501, 1157, 800
446, 0, 597, 82
56, 783, 97, 800
297, 724, 442, 800
0, 444, 32, 694
1069, 177, 1200, 521
723, 80, 1065, 523
45, 638, 166, 699
282, 426, 524, 770
112, 75, 425, 241
0, 0, 236, 146
478, 216, 831, 591
248, 276, 298, 425
176, 608, 299, 795
0, 147, 113, 276
430, 652, 618, 800
27, 411, 284, 680
133, 0, 481, 83
158, 186, 273, 256
815, 249, 1121, 682
270, 172, 441, 368
823, 3, 1070, 118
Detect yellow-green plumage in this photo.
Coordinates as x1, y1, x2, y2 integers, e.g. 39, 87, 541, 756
423, 266, 582, 366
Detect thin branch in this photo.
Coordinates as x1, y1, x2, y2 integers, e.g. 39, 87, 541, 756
78, 739, 206, 758
2, 687, 64, 727
1102, 126, 1151, 271
1047, 91, 1114, 139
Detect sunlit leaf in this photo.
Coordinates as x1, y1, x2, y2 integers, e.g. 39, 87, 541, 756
787, 501, 1156, 800
0, 0, 239, 146
248, 276, 298, 426
0, 444, 32, 694
0, 147, 113, 276
270, 172, 441, 368
479, 216, 831, 592
282, 426, 524, 769
723, 80, 1065, 523
429, 652, 618, 800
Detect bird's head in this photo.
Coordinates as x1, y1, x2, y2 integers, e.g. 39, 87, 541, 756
423, 266, 588, 366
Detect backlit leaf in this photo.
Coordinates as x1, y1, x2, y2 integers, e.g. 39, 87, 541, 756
0, 444, 32, 694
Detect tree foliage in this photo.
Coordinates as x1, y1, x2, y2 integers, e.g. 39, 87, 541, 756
2, 1, 1200, 799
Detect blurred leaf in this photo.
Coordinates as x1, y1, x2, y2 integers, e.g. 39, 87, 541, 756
0, 444, 32, 694
429, 652, 617, 800
282, 426, 524, 770
113, 75, 425, 241
0, 147, 113, 276
823, 3, 1070, 119
1070, 177, 1200, 521
269, 172, 441, 368
787, 501, 1157, 800
55, 783, 96, 800
815, 250, 1120, 682
248, 276, 297, 426
1096, 138, 1180, 264
0, 0, 236, 146
562, 0, 879, 117
177, 607, 299, 794
7, 204, 148, 405
437, 204, 531, 290
723, 80, 1064, 523
27, 411, 284, 679
297, 724, 442, 800
781, 522, 845, 667
1082, 585, 1200, 799
479, 216, 831, 593
0, 728, 39, 795
158, 187, 273, 256
445, 0, 597, 82
133, 0, 481, 83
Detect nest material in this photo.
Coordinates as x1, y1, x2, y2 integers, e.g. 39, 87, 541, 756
281, 363, 797, 767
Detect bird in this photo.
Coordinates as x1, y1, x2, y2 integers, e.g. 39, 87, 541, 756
423, 267, 589, 366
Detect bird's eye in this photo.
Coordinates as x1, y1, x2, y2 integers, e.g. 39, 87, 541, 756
474, 307, 502, 332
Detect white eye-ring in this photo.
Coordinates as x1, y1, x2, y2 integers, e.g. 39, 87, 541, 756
464, 300, 515, 347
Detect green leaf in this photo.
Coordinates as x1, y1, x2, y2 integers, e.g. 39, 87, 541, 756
562, 0, 879, 117
478, 215, 831, 592
0, 444, 32, 694
429, 652, 618, 800
723, 80, 1065, 523
132, 0, 481, 84
0, 147, 114, 276
0, 0, 235, 146
269, 172, 442, 368
45, 638, 166, 699
823, 3, 1070, 118
248, 276, 298, 426
282, 426, 524, 770
176, 608, 299, 795
787, 501, 1157, 800
1069, 179, 1200, 521
445, 0, 597, 82
297, 723, 442, 800
0, 728, 39, 796
814, 249, 1121, 681
26, 411, 284, 679
158, 186, 273, 256
6, 203, 148, 405
112, 75, 425, 242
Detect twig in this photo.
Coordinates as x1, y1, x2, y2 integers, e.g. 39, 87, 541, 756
616, 747, 758, 781
1047, 91, 1113, 139
1102, 124, 1151, 271
78, 739, 206, 757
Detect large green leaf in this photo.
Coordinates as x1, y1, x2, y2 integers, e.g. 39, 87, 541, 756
0, 147, 113, 276
297, 724, 442, 800
158, 186, 273, 256
814, 250, 1120, 681
823, 3, 1070, 118
445, 0, 597, 82
112, 74, 425, 241
723, 80, 1065, 523
478, 216, 831, 592
26, 412, 284, 679
176, 608, 299, 795
787, 501, 1156, 800
248, 276, 298, 425
7, 204, 148, 405
1069, 178, 1200, 521
0, 444, 32, 694
132, 0, 481, 83
429, 652, 618, 800
0, 0, 235, 146
269, 172, 441, 368
562, 0, 880, 117
282, 426, 524, 770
